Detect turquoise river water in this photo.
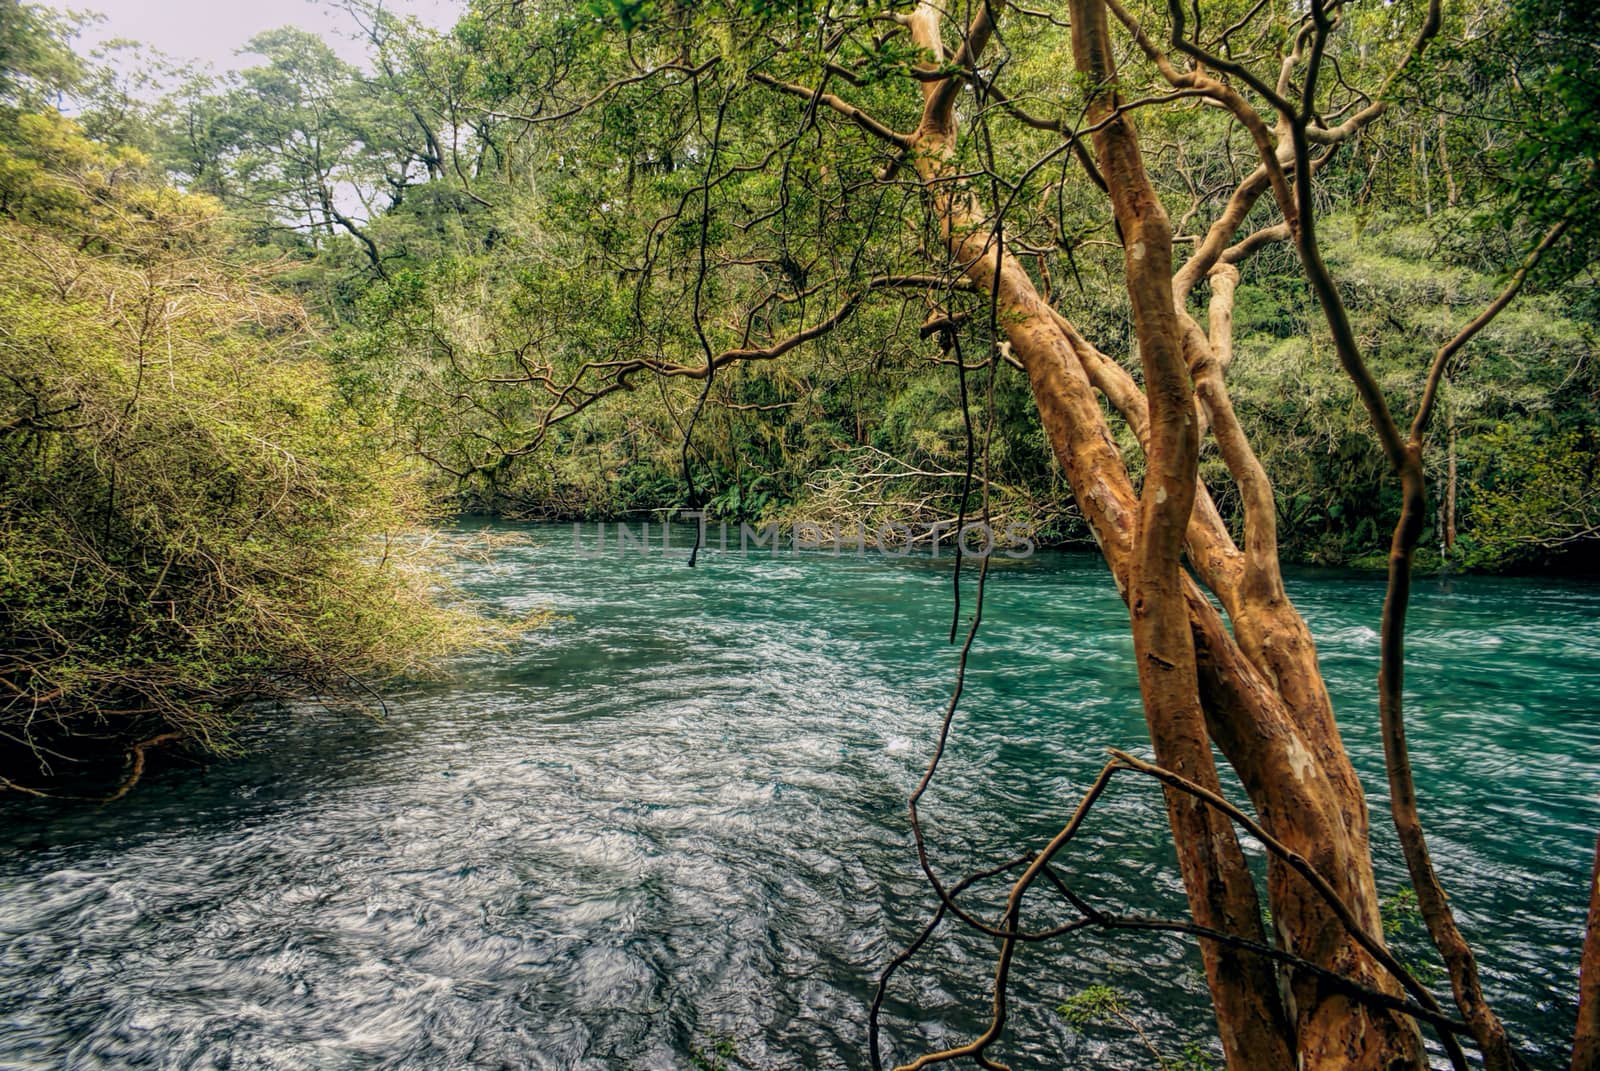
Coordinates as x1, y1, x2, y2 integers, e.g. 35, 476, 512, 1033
1, 523, 1597, 1070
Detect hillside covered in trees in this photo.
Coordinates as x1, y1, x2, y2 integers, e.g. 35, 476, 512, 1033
7, 0, 1593, 573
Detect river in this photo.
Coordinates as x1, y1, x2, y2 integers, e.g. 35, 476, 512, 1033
2, 523, 1596, 1070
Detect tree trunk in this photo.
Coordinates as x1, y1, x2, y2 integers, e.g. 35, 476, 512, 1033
1438, 113, 1459, 209
1446, 419, 1459, 553
893, 2, 1426, 1067
1576, 834, 1600, 1070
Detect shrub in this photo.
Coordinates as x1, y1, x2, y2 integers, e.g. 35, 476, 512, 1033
1461, 423, 1600, 569
0, 113, 497, 791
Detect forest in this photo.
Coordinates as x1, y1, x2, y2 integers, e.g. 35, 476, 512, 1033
1, 0, 1598, 1068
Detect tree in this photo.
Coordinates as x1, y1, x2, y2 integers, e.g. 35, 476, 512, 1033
373, 0, 1594, 1067
0, 103, 495, 794
0, 0, 82, 115
179, 28, 416, 273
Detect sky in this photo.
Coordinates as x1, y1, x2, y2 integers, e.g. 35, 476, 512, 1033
49, 0, 464, 73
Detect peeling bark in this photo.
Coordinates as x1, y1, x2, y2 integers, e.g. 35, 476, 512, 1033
876, 2, 1464, 1067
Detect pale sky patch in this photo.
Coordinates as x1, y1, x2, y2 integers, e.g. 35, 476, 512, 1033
48, 0, 463, 73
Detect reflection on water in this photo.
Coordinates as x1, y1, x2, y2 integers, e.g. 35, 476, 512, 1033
1, 525, 1596, 1069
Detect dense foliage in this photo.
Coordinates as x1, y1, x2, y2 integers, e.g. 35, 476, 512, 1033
120, 0, 1596, 569
0, 32, 496, 790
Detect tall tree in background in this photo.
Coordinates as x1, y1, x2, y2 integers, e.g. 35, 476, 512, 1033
0, 0, 80, 114
184, 28, 422, 271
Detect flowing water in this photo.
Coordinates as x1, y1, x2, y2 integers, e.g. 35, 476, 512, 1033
2, 523, 1596, 1070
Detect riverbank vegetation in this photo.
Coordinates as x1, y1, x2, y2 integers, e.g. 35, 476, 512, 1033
91, 0, 1588, 572
0, 6, 500, 792
7, 0, 1586, 571
2, 0, 1599, 1066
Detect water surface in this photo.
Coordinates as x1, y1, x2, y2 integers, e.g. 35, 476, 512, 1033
2, 524, 1596, 1070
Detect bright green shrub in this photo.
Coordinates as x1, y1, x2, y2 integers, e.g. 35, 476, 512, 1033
0, 113, 497, 790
